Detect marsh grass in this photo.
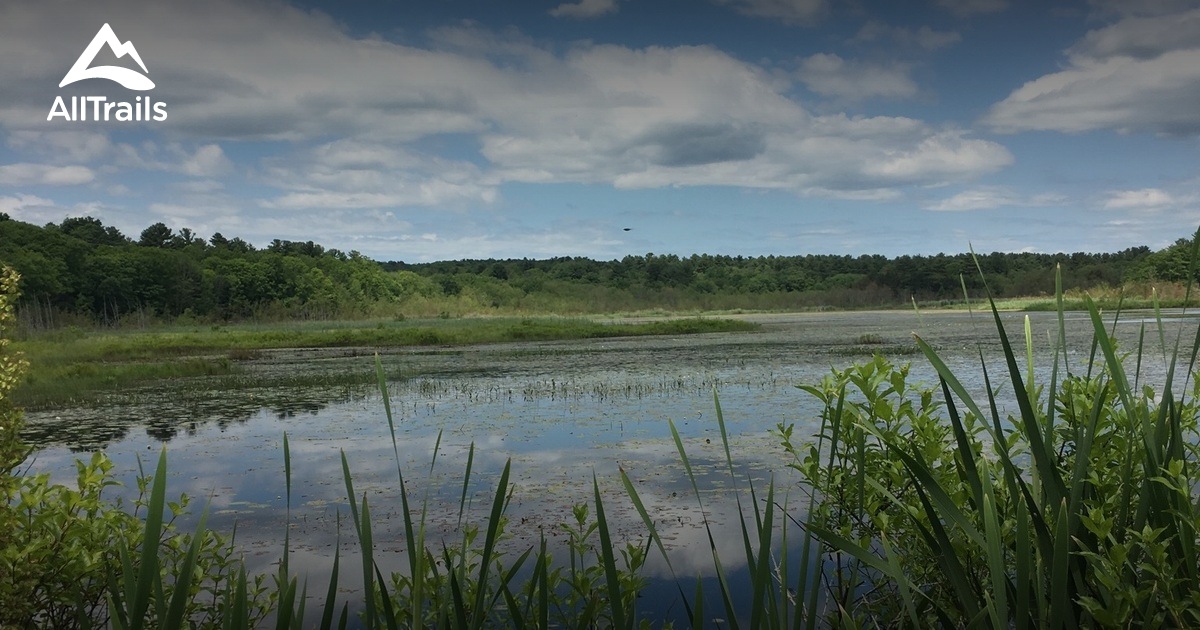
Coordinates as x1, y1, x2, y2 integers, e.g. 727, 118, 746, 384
787, 255, 1200, 626
15, 357, 237, 409
18, 316, 756, 362
12, 316, 756, 409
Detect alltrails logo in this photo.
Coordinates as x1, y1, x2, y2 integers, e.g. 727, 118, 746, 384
47, 23, 168, 122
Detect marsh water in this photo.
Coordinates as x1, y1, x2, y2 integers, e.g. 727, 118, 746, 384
21, 309, 1199, 623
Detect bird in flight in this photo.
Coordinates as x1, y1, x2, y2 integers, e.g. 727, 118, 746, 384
623, 227, 632, 231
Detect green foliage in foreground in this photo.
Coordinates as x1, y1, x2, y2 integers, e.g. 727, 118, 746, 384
2, 269, 269, 628
4, 256, 1200, 627
788, 270, 1200, 626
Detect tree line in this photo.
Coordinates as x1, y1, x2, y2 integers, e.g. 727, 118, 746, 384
0, 215, 439, 326
0, 212, 1195, 327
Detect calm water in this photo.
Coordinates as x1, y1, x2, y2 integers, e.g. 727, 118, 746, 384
20, 309, 1197, 623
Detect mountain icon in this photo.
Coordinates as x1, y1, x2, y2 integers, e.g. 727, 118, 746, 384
59, 23, 155, 91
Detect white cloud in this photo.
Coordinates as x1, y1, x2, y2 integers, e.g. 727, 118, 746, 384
0, 0, 1013, 211
796, 53, 918, 100
712, 0, 826, 24
1072, 8, 1200, 59
259, 139, 497, 210
986, 8, 1200, 135
179, 144, 233, 177
0, 162, 94, 185
549, 0, 618, 19
1102, 187, 1176, 210
5, 131, 231, 178
937, 0, 1009, 16
926, 186, 1066, 211
108, 142, 234, 177
475, 43, 1010, 193
852, 21, 961, 51
0, 193, 118, 226
7, 130, 112, 163
860, 131, 1013, 181
0, 193, 57, 215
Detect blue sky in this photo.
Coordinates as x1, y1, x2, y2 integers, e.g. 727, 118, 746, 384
2, 0, 1199, 261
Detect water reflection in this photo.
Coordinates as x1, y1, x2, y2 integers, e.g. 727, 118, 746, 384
21, 387, 359, 451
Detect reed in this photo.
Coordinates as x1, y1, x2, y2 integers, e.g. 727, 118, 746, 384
788, 257, 1200, 626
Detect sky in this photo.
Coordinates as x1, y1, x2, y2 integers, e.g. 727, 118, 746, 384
1, 0, 1199, 262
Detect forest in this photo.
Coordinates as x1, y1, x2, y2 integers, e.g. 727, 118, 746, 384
0, 212, 1195, 327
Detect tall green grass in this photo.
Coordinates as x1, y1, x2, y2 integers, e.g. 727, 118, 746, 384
786, 259, 1200, 626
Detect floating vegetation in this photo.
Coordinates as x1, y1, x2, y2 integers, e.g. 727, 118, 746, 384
12, 316, 758, 409
856, 332, 884, 344
833, 342, 921, 356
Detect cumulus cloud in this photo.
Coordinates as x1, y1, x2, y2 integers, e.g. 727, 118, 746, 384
860, 131, 1013, 180
796, 53, 918, 100
177, 144, 232, 177
474, 42, 1010, 193
0, 193, 58, 215
0, 0, 1013, 217
549, 0, 618, 19
985, 8, 1200, 135
712, 0, 826, 25
259, 139, 497, 210
0, 162, 94, 185
7, 130, 112, 163
6, 130, 231, 178
0, 193, 119, 226
1072, 9, 1200, 60
106, 141, 235, 177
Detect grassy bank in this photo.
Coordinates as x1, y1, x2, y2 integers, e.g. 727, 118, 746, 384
12, 316, 757, 409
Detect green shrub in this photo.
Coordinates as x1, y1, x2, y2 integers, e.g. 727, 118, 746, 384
785, 270, 1200, 626
1, 268, 257, 629
782, 355, 969, 623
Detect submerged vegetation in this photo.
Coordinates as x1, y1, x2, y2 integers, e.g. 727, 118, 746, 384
5, 243, 1200, 627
